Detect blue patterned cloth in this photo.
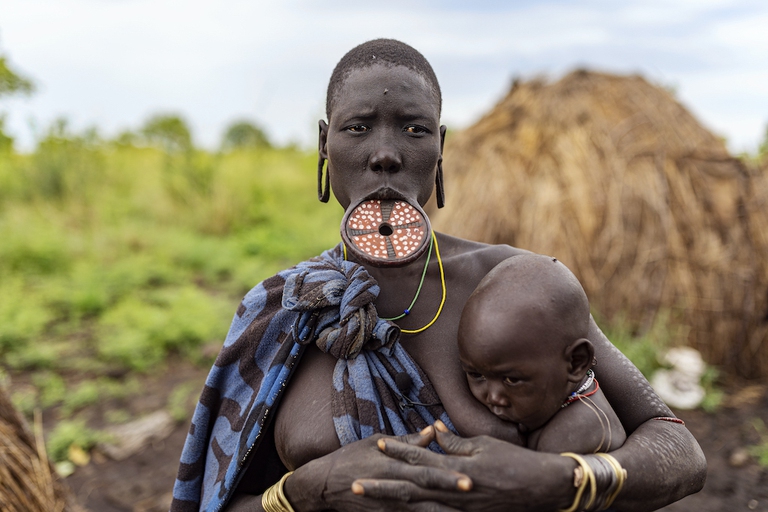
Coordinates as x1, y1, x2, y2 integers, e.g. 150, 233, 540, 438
170, 244, 454, 511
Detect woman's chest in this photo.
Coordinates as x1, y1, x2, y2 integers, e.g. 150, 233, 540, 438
273, 320, 519, 470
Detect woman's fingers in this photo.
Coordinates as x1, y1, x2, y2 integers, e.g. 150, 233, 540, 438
353, 458, 472, 492
432, 421, 481, 456
389, 425, 436, 449
352, 478, 468, 506
378, 437, 449, 467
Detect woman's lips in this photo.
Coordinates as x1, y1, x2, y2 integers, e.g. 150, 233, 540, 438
362, 187, 410, 203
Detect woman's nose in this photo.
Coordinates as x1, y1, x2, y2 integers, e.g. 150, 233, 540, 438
369, 144, 402, 173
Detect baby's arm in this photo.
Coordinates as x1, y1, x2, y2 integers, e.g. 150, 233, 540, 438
529, 387, 627, 454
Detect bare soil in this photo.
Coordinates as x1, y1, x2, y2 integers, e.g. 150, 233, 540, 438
50, 362, 768, 512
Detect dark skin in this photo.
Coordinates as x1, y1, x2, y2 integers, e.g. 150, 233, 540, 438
457, 255, 625, 453
228, 64, 706, 511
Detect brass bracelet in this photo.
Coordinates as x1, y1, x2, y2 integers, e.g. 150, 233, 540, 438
262, 471, 296, 512
595, 453, 627, 508
559, 453, 595, 512
560, 452, 627, 512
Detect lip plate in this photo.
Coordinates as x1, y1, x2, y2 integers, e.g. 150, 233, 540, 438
341, 198, 432, 268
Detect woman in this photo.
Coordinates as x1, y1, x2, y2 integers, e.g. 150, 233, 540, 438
171, 39, 706, 512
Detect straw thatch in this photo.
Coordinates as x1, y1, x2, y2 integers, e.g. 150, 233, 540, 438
0, 385, 79, 512
431, 70, 768, 378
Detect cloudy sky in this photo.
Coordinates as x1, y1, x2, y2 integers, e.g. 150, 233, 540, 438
1, 0, 767, 153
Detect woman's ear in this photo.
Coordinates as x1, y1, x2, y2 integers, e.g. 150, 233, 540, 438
317, 120, 330, 202
565, 338, 595, 383
318, 120, 329, 160
436, 125, 447, 208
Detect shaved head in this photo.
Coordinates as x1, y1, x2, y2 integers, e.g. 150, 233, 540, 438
462, 253, 590, 351
325, 38, 441, 121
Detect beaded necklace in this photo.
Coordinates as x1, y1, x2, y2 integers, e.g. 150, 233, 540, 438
562, 369, 598, 408
381, 234, 434, 321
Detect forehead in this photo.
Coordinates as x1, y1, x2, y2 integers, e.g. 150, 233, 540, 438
459, 300, 564, 368
331, 64, 440, 119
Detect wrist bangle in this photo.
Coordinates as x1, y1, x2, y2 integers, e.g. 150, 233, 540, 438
594, 453, 627, 509
559, 453, 595, 512
262, 471, 296, 512
559, 452, 627, 512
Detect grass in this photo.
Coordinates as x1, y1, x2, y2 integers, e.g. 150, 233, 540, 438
0, 130, 342, 462
748, 419, 768, 468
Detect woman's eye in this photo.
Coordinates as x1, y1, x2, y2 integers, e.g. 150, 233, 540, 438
404, 125, 428, 134
466, 372, 484, 381
503, 377, 522, 385
346, 125, 370, 133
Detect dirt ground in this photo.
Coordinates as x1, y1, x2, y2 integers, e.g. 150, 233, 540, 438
54, 361, 768, 512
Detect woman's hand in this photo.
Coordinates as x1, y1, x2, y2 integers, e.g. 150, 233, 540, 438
352, 421, 575, 512
284, 427, 473, 512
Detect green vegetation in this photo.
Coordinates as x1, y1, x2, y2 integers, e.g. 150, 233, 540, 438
749, 419, 768, 468
598, 312, 674, 379
760, 124, 768, 162
46, 419, 109, 463
0, 52, 34, 152
601, 311, 723, 412
0, 119, 342, 436
0, 53, 34, 98
222, 120, 271, 151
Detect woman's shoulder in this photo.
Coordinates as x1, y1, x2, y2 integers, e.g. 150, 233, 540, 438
435, 232, 532, 272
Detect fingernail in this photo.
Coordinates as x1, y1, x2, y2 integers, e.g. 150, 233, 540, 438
457, 477, 472, 492
351, 482, 364, 495
420, 425, 434, 436
435, 420, 449, 433
377, 439, 387, 451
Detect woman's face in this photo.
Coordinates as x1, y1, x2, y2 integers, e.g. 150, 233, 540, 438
320, 64, 445, 210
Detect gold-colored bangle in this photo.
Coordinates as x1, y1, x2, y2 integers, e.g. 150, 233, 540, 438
262, 471, 296, 512
595, 453, 627, 508
559, 452, 595, 512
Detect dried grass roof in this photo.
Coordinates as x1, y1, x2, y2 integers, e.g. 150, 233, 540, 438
0, 386, 79, 512
431, 70, 768, 378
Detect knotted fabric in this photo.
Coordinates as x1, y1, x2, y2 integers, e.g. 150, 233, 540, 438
283, 258, 398, 358
170, 244, 454, 512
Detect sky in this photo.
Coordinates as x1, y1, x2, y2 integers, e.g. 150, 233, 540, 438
1, 0, 767, 153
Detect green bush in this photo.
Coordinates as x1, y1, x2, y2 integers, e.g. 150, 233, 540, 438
46, 419, 107, 463
599, 313, 673, 379
97, 286, 232, 370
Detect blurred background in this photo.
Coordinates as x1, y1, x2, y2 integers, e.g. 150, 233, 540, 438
0, 1, 767, 511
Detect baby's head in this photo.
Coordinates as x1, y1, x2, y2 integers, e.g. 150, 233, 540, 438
458, 254, 594, 433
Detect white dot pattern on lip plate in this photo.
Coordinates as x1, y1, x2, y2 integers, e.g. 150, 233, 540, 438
346, 199, 427, 260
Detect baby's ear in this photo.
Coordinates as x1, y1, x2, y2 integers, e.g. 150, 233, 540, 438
565, 338, 595, 383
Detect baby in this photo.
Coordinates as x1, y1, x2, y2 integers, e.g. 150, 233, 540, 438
457, 253, 626, 453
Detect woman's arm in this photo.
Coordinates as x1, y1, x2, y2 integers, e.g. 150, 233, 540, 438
351, 318, 707, 511
587, 315, 707, 509
354, 418, 704, 512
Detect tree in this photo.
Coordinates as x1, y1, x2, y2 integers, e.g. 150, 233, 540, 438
0, 53, 35, 151
141, 114, 193, 152
221, 120, 271, 151
0, 54, 34, 99
759, 123, 768, 160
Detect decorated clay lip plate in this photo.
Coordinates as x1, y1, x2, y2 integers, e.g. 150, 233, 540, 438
341, 198, 431, 267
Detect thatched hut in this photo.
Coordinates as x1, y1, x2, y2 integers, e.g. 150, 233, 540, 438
432, 70, 768, 378
0, 385, 78, 512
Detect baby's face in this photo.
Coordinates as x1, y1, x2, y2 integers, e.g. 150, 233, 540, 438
458, 311, 572, 433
